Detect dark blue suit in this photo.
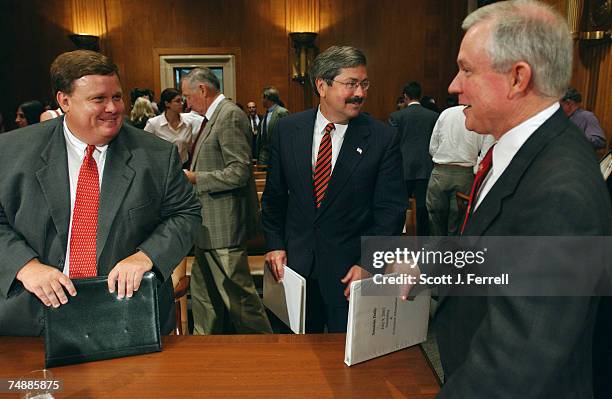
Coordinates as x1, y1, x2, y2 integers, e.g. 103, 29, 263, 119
262, 108, 406, 332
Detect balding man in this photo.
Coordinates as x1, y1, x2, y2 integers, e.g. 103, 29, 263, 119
429, 1, 612, 397
181, 68, 271, 335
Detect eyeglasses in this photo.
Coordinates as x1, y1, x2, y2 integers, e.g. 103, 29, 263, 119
332, 79, 370, 91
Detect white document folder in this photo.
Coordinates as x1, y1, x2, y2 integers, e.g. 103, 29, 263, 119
263, 264, 306, 334
344, 275, 430, 366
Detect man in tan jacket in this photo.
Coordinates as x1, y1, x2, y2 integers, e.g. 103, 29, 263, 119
182, 68, 271, 334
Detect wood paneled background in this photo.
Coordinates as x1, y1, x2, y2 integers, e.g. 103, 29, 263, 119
0, 0, 609, 147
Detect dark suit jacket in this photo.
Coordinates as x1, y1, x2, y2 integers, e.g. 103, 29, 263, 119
261, 109, 407, 306
433, 109, 612, 398
0, 117, 202, 336
389, 103, 439, 180
257, 105, 290, 164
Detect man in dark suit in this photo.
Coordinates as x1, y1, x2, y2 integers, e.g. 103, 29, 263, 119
256, 87, 289, 165
246, 101, 261, 159
389, 82, 438, 236
262, 46, 406, 333
0, 50, 201, 336
425, 1, 612, 397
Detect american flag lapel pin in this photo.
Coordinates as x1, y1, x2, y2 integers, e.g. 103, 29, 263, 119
356, 147, 363, 154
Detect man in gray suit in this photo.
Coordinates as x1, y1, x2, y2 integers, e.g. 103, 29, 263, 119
182, 68, 272, 335
256, 86, 289, 165
0, 50, 201, 336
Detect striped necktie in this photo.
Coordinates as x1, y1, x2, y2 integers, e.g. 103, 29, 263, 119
313, 123, 335, 209
69, 144, 99, 278
460, 144, 495, 234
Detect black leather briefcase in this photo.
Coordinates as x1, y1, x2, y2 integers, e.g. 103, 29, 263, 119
44, 271, 162, 368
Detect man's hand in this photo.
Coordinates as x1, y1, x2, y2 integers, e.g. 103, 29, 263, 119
107, 251, 153, 299
341, 265, 372, 300
16, 259, 76, 308
265, 250, 287, 282
183, 170, 196, 184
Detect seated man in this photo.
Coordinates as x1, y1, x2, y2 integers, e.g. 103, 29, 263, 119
0, 50, 201, 336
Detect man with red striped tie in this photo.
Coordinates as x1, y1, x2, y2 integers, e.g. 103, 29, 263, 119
0, 50, 201, 336
262, 46, 406, 333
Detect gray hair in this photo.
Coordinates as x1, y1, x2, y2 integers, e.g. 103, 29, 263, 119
183, 67, 221, 93
262, 86, 281, 104
309, 45, 367, 97
463, 0, 572, 98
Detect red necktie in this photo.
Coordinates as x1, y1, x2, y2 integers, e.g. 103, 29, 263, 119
69, 145, 99, 278
188, 117, 208, 169
460, 145, 495, 234
313, 123, 335, 208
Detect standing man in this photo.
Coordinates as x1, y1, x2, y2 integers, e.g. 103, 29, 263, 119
426, 105, 494, 236
0, 50, 201, 336
560, 87, 607, 150
181, 68, 272, 335
256, 87, 289, 165
389, 81, 439, 236
429, 1, 612, 397
262, 46, 406, 333
246, 101, 261, 159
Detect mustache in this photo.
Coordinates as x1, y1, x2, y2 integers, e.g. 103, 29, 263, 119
345, 97, 364, 104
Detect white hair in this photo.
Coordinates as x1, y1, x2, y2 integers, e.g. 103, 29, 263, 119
463, 0, 572, 98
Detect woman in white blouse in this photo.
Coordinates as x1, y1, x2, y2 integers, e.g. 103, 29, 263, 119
144, 88, 192, 167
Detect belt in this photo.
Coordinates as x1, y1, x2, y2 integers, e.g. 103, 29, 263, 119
433, 163, 472, 169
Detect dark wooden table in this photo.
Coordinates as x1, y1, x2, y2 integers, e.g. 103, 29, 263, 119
0, 334, 440, 398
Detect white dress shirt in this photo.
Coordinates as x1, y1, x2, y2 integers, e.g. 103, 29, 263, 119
311, 107, 348, 172
205, 94, 226, 121
144, 112, 193, 164
62, 119, 108, 275
475, 102, 560, 210
430, 106, 495, 170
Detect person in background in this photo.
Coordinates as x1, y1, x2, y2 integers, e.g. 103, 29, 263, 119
420, 95, 439, 113
129, 96, 156, 129
560, 87, 607, 150
15, 100, 44, 128
396, 96, 407, 110
144, 88, 193, 168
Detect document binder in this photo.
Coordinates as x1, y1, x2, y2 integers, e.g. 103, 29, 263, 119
263, 264, 306, 334
44, 271, 162, 367
344, 275, 430, 366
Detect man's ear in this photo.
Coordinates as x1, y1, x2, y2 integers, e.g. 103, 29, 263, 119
316, 78, 328, 98
56, 91, 70, 113
508, 61, 532, 99
199, 83, 208, 98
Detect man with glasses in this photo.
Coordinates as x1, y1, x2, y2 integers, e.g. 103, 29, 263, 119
262, 46, 406, 332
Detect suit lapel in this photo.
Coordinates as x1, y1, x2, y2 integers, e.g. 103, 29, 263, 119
465, 109, 568, 235
191, 99, 227, 169
291, 110, 316, 216
316, 115, 370, 220
36, 122, 71, 253
97, 128, 135, 259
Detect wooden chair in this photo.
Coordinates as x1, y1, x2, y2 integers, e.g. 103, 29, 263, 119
171, 258, 190, 335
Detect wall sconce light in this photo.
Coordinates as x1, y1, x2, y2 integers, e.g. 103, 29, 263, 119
290, 32, 318, 85
69, 34, 100, 51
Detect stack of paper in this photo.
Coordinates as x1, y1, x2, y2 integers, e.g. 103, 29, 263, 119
263, 264, 306, 334
344, 275, 430, 366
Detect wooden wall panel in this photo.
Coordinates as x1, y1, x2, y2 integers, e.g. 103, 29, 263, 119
318, 0, 467, 119
1, 0, 467, 130
545, 0, 612, 149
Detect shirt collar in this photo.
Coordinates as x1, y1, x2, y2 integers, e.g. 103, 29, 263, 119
315, 106, 348, 138
407, 101, 421, 106
205, 93, 226, 120
491, 102, 559, 178
63, 118, 109, 155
